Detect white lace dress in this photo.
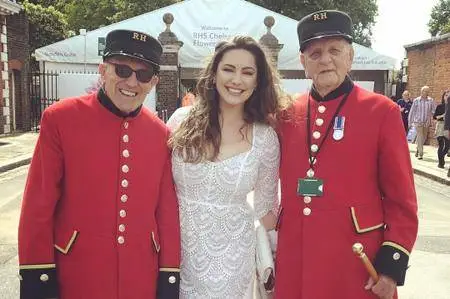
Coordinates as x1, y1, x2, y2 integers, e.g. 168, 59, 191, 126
166, 107, 280, 299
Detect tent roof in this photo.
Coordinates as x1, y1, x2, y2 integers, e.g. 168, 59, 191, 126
35, 0, 396, 70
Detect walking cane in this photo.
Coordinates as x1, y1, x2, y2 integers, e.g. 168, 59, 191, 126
352, 242, 379, 282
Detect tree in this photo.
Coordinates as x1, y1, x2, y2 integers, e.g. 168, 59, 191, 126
428, 0, 450, 36
59, 0, 116, 33
248, 0, 378, 47
23, 0, 70, 53
111, 0, 181, 23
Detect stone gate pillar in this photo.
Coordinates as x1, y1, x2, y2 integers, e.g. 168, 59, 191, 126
259, 16, 284, 68
157, 13, 183, 121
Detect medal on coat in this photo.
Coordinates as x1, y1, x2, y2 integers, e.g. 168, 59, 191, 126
333, 116, 345, 141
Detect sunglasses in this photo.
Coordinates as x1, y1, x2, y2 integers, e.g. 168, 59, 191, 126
108, 63, 156, 83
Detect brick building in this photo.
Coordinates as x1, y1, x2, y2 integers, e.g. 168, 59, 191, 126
404, 33, 450, 144
0, 0, 22, 135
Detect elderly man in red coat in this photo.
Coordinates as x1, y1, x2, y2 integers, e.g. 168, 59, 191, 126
275, 10, 418, 299
18, 29, 180, 299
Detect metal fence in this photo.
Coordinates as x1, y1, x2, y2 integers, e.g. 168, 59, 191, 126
30, 72, 60, 131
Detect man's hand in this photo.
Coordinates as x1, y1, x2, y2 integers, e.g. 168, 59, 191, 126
365, 275, 397, 299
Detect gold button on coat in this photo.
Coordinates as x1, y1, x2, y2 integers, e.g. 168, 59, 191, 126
119, 210, 127, 218
121, 179, 129, 188
393, 252, 400, 260
122, 165, 129, 173
119, 224, 126, 232
315, 118, 324, 126
304, 196, 312, 204
123, 122, 129, 129
121, 195, 128, 203
118, 236, 125, 244
303, 207, 311, 216
122, 149, 130, 158
318, 105, 326, 113
168, 276, 176, 284
123, 135, 129, 143
40, 274, 49, 282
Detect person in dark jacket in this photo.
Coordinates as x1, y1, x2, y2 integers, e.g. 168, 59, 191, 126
433, 91, 449, 168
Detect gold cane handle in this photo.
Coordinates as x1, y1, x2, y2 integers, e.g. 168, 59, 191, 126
352, 243, 379, 282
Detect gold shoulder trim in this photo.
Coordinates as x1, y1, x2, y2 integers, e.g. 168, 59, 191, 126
160, 267, 181, 272
54, 230, 79, 254
382, 241, 410, 256
20, 264, 56, 270
350, 207, 384, 234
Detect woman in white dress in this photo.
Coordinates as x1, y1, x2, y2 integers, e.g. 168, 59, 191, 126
167, 36, 287, 299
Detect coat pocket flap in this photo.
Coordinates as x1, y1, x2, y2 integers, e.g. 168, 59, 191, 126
151, 231, 160, 253
54, 230, 79, 254
350, 206, 385, 234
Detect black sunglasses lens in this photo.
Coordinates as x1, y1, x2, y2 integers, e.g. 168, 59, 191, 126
136, 68, 154, 83
115, 64, 133, 79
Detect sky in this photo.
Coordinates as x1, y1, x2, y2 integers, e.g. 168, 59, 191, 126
371, 0, 440, 68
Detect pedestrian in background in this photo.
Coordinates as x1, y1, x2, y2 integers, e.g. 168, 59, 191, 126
444, 90, 450, 177
408, 85, 435, 159
397, 90, 413, 133
433, 90, 449, 168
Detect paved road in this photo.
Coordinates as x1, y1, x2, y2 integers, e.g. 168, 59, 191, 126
0, 167, 449, 298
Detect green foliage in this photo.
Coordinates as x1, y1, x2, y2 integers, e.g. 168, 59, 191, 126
23, 0, 70, 53
248, 0, 378, 47
59, 0, 116, 33
428, 0, 450, 36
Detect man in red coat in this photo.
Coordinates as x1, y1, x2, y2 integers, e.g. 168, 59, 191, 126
18, 29, 181, 299
275, 11, 418, 299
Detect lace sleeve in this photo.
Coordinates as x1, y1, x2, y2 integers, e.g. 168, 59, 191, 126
253, 126, 280, 219
166, 107, 191, 132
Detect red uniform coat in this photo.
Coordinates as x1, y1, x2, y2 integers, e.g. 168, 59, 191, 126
18, 92, 180, 299
275, 82, 418, 299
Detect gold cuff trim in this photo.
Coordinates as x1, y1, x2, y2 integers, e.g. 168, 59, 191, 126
350, 207, 384, 233
152, 231, 160, 253
382, 241, 410, 256
160, 267, 180, 272
19, 264, 56, 270
55, 230, 79, 254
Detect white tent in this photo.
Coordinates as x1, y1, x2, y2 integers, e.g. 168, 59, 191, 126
35, 0, 396, 72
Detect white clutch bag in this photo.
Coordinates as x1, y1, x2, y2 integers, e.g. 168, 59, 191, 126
255, 224, 275, 293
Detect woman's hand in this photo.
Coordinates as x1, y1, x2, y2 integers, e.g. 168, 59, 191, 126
260, 211, 277, 231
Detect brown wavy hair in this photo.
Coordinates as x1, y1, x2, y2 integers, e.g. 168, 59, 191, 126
169, 35, 290, 163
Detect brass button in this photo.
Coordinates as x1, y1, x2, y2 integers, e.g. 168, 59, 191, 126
311, 144, 319, 152
168, 276, 176, 284
318, 105, 326, 113
119, 210, 127, 218
117, 236, 125, 244
315, 118, 324, 126
119, 224, 126, 232
122, 165, 129, 173
122, 149, 130, 158
393, 252, 400, 260
304, 196, 312, 204
40, 274, 49, 282
313, 131, 321, 139
123, 135, 129, 143
123, 122, 129, 129
121, 179, 129, 188
120, 194, 128, 203
303, 207, 311, 216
